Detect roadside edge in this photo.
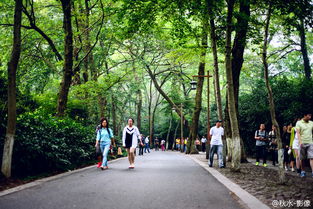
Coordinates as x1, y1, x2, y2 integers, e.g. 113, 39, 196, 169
187, 155, 271, 209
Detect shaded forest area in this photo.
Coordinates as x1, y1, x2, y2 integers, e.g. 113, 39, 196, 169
0, 0, 312, 179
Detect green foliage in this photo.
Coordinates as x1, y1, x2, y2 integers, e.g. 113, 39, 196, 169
239, 78, 313, 156
0, 109, 95, 178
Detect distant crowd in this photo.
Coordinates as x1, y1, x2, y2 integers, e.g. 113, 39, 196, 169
254, 112, 313, 178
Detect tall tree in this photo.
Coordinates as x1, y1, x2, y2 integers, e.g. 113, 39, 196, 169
262, 4, 285, 184
225, 0, 241, 171
1, 0, 23, 178
298, 17, 311, 80
224, 0, 250, 162
188, 0, 209, 154
57, 0, 74, 116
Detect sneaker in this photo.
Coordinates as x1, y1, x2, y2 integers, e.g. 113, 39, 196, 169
300, 171, 306, 178
284, 166, 288, 171
255, 162, 259, 166
97, 162, 101, 168
263, 163, 267, 167
208, 164, 213, 167
291, 168, 295, 172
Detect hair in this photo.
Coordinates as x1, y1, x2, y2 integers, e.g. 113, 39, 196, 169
128, 118, 134, 123
100, 118, 109, 129
303, 112, 312, 116
99, 118, 112, 136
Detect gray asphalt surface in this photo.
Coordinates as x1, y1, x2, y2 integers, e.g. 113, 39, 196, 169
0, 151, 243, 209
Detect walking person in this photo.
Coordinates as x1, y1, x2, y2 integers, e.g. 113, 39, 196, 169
154, 137, 159, 151
282, 124, 292, 171
139, 134, 145, 156
122, 118, 141, 169
208, 120, 224, 168
144, 136, 150, 153
176, 138, 180, 151
201, 136, 207, 152
296, 112, 313, 178
161, 139, 166, 151
268, 125, 278, 166
291, 118, 302, 175
255, 124, 268, 167
184, 137, 188, 152
95, 118, 115, 170
195, 138, 201, 151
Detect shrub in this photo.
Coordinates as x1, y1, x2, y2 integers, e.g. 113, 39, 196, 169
1, 109, 96, 178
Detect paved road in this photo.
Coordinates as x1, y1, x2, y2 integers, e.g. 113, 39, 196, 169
0, 151, 243, 209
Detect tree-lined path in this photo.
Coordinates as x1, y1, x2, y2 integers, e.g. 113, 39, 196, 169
0, 151, 242, 209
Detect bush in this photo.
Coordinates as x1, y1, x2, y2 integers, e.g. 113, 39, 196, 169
0, 109, 96, 178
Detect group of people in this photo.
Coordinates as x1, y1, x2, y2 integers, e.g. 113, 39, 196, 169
175, 137, 188, 152
95, 117, 168, 170
95, 118, 141, 170
254, 112, 313, 178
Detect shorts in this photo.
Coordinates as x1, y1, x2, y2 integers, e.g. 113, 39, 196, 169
300, 144, 313, 160
292, 139, 299, 150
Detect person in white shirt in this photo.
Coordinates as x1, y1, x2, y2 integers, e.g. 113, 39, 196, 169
201, 136, 207, 152
208, 120, 224, 168
144, 136, 150, 153
122, 118, 141, 169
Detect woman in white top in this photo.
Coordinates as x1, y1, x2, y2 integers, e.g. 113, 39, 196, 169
122, 118, 141, 169
291, 119, 302, 174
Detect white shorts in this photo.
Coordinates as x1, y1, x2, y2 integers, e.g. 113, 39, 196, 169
292, 139, 299, 150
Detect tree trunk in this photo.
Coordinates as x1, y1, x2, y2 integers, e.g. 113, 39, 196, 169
173, 121, 179, 150
112, 95, 118, 136
166, 112, 173, 150
1, 0, 22, 178
188, 4, 209, 155
298, 18, 311, 80
137, 90, 142, 130
146, 66, 189, 129
225, 0, 241, 171
231, 0, 250, 163
262, 5, 285, 184
57, 0, 74, 116
224, 99, 232, 162
209, 18, 223, 121
209, 17, 223, 161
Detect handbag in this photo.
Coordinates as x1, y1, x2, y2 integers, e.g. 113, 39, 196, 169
96, 143, 102, 155
96, 129, 102, 155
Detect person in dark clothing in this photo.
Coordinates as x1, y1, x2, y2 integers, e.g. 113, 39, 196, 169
138, 134, 144, 156
154, 137, 159, 151
268, 125, 278, 166
282, 124, 291, 171
255, 124, 268, 167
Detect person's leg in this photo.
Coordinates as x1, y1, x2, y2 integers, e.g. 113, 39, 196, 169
307, 144, 313, 175
209, 145, 217, 167
126, 148, 131, 165
294, 149, 301, 174
130, 147, 136, 166
101, 144, 110, 168
271, 148, 276, 166
256, 146, 260, 164
263, 145, 267, 165
217, 145, 224, 168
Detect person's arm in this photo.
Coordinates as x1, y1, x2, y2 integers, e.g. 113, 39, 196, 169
295, 121, 302, 146
122, 127, 126, 147
110, 128, 116, 147
95, 130, 100, 147
289, 128, 295, 148
254, 131, 260, 140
